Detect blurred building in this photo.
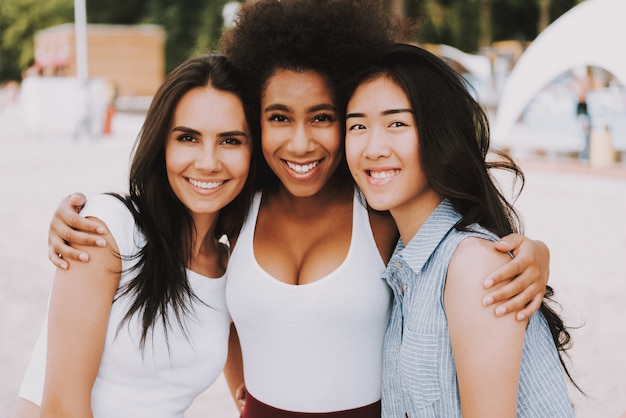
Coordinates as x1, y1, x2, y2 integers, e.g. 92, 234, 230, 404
32, 23, 165, 98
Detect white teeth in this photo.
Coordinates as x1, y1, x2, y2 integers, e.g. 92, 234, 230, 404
188, 178, 224, 189
369, 170, 399, 179
286, 160, 320, 174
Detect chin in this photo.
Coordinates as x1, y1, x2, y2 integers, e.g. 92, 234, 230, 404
363, 197, 392, 212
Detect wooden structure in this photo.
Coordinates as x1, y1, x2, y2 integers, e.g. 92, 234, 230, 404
33, 24, 165, 97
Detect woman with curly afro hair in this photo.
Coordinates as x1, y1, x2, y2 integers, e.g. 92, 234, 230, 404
219, 1, 553, 416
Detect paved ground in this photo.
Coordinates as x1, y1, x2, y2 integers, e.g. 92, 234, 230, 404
1, 102, 625, 417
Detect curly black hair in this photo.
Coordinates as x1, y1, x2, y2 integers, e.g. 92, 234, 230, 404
220, 0, 412, 105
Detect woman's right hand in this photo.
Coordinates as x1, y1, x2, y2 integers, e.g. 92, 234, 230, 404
49, 193, 108, 270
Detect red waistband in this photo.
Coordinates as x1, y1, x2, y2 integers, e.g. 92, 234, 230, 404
240, 391, 381, 418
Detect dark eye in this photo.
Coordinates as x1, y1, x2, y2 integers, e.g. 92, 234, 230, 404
390, 121, 408, 128
348, 123, 366, 131
313, 113, 335, 124
269, 113, 289, 123
221, 137, 244, 145
177, 134, 197, 143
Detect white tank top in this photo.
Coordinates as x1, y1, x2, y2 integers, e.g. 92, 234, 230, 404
18, 195, 231, 417
226, 191, 391, 412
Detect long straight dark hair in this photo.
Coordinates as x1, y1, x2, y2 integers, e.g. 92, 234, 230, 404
113, 54, 255, 348
345, 43, 581, 391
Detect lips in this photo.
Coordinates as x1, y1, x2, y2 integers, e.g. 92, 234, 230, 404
284, 159, 321, 175
365, 168, 399, 185
187, 177, 225, 189
368, 169, 399, 179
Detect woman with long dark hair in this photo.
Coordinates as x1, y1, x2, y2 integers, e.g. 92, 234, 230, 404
13, 54, 254, 418
345, 43, 576, 417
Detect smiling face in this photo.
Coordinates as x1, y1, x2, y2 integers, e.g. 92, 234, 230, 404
165, 85, 251, 223
260, 69, 342, 198
345, 75, 441, 238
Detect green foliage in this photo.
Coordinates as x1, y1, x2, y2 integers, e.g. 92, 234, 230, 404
0, 0, 233, 82
407, 0, 578, 52
144, 0, 230, 73
1, 0, 580, 83
86, 0, 149, 24
0, 0, 74, 81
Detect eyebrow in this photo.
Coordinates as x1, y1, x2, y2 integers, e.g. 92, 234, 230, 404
346, 108, 412, 119
171, 126, 248, 138
264, 103, 337, 113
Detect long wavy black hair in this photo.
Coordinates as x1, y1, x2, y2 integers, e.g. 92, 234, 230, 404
113, 54, 255, 348
345, 43, 581, 391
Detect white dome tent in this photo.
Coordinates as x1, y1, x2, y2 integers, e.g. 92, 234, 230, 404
492, 0, 626, 148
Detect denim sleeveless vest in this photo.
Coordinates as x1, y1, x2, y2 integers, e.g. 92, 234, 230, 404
381, 199, 574, 417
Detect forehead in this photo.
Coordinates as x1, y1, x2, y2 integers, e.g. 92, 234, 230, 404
173, 86, 246, 127
262, 69, 334, 105
349, 75, 409, 109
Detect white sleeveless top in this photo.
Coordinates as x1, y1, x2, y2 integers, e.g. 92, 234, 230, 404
18, 194, 231, 417
226, 191, 391, 412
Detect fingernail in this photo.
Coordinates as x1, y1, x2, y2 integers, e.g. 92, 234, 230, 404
484, 279, 494, 288
96, 226, 107, 235
517, 312, 526, 321
482, 296, 494, 306
495, 306, 506, 316
79, 253, 89, 262
96, 238, 106, 247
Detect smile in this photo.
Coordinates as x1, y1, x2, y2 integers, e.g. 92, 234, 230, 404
368, 169, 399, 179
188, 178, 225, 189
284, 160, 320, 174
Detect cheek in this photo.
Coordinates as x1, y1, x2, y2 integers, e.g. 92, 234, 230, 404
165, 146, 188, 175
164, 146, 177, 176
260, 132, 283, 168
227, 150, 252, 179
322, 128, 343, 157
164, 154, 179, 191
344, 131, 365, 159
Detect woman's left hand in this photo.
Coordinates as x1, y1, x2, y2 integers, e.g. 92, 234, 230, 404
481, 233, 549, 321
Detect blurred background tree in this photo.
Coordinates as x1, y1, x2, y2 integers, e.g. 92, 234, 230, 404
0, 0, 74, 82
0, 0, 584, 83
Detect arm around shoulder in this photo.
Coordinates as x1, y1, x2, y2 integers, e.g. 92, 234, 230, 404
48, 193, 108, 270
484, 234, 550, 320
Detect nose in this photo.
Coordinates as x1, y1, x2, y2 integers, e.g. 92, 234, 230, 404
195, 143, 221, 171
287, 123, 314, 155
363, 126, 391, 159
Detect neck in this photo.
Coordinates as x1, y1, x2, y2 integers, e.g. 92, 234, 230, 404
190, 213, 220, 257
391, 192, 443, 245
188, 213, 227, 277
273, 175, 353, 215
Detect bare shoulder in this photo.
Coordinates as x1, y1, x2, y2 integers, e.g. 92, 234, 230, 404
448, 236, 510, 284
446, 237, 510, 301
82, 216, 120, 256
445, 235, 526, 330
